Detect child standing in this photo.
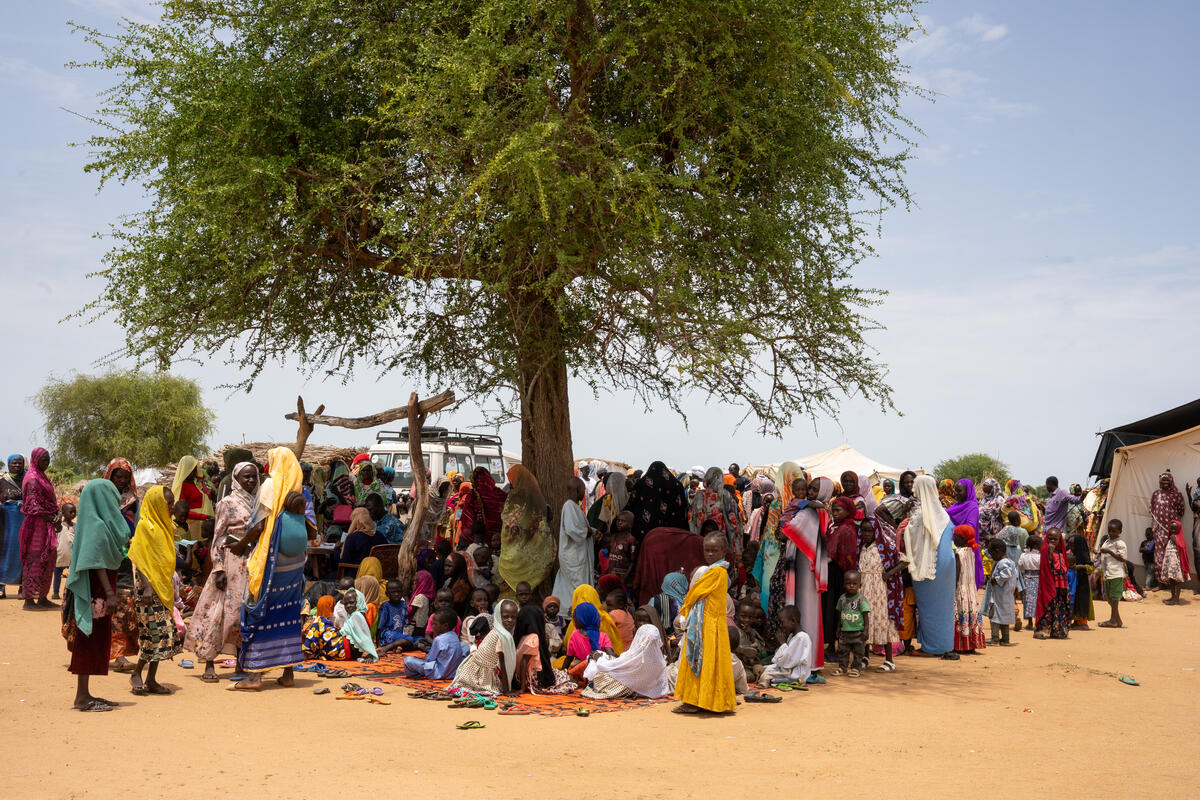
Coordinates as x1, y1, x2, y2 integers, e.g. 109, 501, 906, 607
997, 511, 1026, 564
952, 526, 986, 654
760, 605, 813, 685
982, 539, 1017, 646
833, 572, 869, 677
1017, 534, 1042, 632
1139, 528, 1156, 590
543, 596, 566, 655
53, 502, 76, 600
1069, 533, 1095, 629
1035, 528, 1071, 640
1095, 519, 1128, 628
856, 517, 903, 672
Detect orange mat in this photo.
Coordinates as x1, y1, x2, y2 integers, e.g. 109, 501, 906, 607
307, 655, 672, 716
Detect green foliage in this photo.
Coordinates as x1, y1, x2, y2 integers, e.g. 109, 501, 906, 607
73, 0, 921, 433
934, 453, 1011, 487
34, 371, 214, 472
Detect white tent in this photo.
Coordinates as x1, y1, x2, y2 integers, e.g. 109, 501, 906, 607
745, 443, 918, 486
1100, 422, 1200, 585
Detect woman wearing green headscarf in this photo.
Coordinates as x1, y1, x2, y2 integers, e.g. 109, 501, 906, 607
64, 479, 132, 711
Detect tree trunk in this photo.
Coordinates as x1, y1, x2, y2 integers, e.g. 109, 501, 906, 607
514, 295, 575, 522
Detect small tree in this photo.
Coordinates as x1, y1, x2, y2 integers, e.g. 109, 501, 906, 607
34, 371, 214, 473
934, 453, 1010, 487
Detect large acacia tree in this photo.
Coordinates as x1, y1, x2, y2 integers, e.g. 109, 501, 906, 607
77, 0, 919, 508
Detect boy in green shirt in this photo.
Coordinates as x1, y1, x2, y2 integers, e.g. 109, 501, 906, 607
833, 570, 869, 677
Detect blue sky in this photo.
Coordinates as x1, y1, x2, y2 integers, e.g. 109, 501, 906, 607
3, 1, 1199, 483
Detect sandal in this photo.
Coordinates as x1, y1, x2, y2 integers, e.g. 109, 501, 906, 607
1118, 675, 1139, 686
575, 708, 590, 717
74, 699, 115, 712
313, 687, 330, 695
744, 691, 782, 703
200, 674, 220, 683
805, 673, 826, 685
499, 705, 533, 715
130, 685, 149, 696
367, 697, 391, 705
147, 685, 172, 695
322, 668, 352, 678
847, 668, 860, 677
179, 659, 194, 669
829, 667, 845, 676
110, 661, 135, 674
457, 720, 485, 730
876, 662, 896, 672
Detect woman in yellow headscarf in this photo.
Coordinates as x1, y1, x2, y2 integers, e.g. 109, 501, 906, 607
557, 584, 625, 665
232, 447, 309, 691
127, 485, 183, 695
674, 533, 737, 714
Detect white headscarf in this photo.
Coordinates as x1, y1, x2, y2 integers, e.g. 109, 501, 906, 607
583, 624, 670, 698
493, 599, 517, 680
904, 475, 951, 581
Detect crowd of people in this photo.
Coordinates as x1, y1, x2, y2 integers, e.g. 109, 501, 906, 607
0, 448, 1194, 713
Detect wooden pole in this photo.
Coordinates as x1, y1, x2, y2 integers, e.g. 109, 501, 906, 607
396, 392, 431, 592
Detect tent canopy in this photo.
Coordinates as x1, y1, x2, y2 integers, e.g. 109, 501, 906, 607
1090, 398, 1200, 478
1100, 421, 1200, 585
745, 443, 917, 485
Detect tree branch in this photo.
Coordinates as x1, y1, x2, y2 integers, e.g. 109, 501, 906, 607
284, 390, 456, 429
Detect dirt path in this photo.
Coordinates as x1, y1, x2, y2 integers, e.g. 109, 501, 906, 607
4, 587, 1198, 797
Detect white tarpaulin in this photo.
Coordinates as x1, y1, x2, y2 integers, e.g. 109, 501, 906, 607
745, 443, 918, 486
1101, 422, 1200, 584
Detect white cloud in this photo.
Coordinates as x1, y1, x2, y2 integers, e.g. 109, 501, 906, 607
0, 56, 82, 105
961, 14, 1008, 43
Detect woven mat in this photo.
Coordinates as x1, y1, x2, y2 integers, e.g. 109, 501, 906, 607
308, 655, 672, 716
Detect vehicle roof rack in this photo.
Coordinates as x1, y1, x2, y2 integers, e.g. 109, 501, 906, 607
376, 427, 503, 447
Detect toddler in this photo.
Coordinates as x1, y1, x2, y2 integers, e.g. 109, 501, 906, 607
53, 502, 76, 600
833, 571, 869, 676
982, 539, 1017, 645
543, 596, 566, 654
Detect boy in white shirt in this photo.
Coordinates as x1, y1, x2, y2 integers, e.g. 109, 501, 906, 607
759, 605, 812, 685
1095, 519, 1129, 628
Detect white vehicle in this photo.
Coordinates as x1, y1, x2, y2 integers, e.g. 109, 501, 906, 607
368, 427, 520, 493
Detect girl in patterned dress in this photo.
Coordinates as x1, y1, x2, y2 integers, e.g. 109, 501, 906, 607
952, 525, 986, 654
857, 517, 904, 671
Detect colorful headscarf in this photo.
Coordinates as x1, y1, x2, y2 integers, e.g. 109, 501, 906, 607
316, 595, 336, 618
245, 447, 303, 601
661, 572, 689, 605
128, 485, 178, 609
938, 478, 957, 509
954, 524, 978, 549
410, 569, 435, 607
20, 447, 57, 518
65, 480, 130, 636
574, 601, 603, 651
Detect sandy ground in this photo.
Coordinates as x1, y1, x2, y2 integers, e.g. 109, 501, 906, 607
3, 586, 1200, 798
